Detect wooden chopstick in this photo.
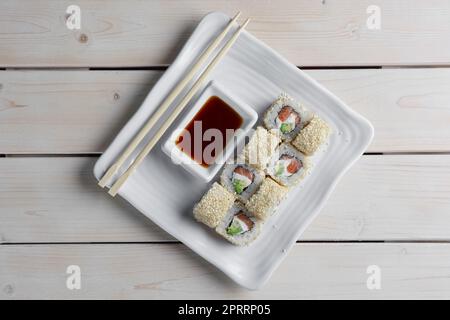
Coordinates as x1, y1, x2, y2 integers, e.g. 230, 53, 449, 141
98, 11, 242, 188
108, 18, 251, 196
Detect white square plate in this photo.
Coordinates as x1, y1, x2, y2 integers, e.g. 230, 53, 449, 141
94, 12, 374, 289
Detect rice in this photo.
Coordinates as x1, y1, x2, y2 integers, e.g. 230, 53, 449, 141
193, 182, 236, 228
220, 162, 264, 203
266, 143, 310, 187
291, 116, 331, 155
246, 177, 287, 220
263, 93, 313, 142
215, 202, 263, 246
241, 126, 280, 170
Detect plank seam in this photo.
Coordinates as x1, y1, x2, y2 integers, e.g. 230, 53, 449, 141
4, 65, 450, 71
2, 66, 382, 70
3, 240, 450, 245
3, 152, 450, 157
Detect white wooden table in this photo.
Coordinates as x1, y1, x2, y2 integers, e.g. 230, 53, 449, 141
1, 0, 450, 299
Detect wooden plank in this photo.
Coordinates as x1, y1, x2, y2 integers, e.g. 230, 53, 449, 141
1, 243, 450, 299
0, 70, 161, 154
1, 69, 450, 153
1, 155, 450, 243
310, 68, 450, 152
1, 0, 450, 67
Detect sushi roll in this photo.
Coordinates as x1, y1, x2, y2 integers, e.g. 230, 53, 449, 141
246, 177, 287, 220
193, 182, 235, 228
292, 116, 331, 156
266, 143, 310, 187
241, 126, 280, 170
263, 93, 313, 142
215, 202, 262, 246
220, 163, 264, 203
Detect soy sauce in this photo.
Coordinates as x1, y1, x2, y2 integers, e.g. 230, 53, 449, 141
176, 96, 243, 167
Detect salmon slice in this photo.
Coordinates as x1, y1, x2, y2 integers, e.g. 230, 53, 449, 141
277, 106, 301, 125
235, 212, 254, 230
233, 166, 254, 182
280, 154, 302, 174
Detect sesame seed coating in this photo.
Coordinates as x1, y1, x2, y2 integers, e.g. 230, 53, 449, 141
242, 126, 280, 170
193, 182, 235, 228
292, 116, 331, 155
246, 178, 287, 220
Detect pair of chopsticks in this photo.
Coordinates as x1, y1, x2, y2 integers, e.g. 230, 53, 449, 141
98, 12, 250, 196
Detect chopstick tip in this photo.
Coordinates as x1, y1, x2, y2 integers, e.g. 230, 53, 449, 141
108, 188, 118, 197
242, 18, 251, 28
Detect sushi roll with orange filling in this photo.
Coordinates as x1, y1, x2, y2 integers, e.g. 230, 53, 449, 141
220, 163, 264, 203
266, 143, 310, 187
292, 115, 331, 156
241, 126, 280, 170
193, 182, 235, 228
246, 177, 288, 220
215, 202, 262, 246
263, 93, 313, 142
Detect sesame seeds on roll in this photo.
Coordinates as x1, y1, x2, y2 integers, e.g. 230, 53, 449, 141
292, 116, 331, 156
242, 126, 280, 170
246, 177, 288, 221
193, 182, 236, 228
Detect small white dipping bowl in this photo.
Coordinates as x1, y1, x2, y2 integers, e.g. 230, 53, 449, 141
162, 81, 258, 182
